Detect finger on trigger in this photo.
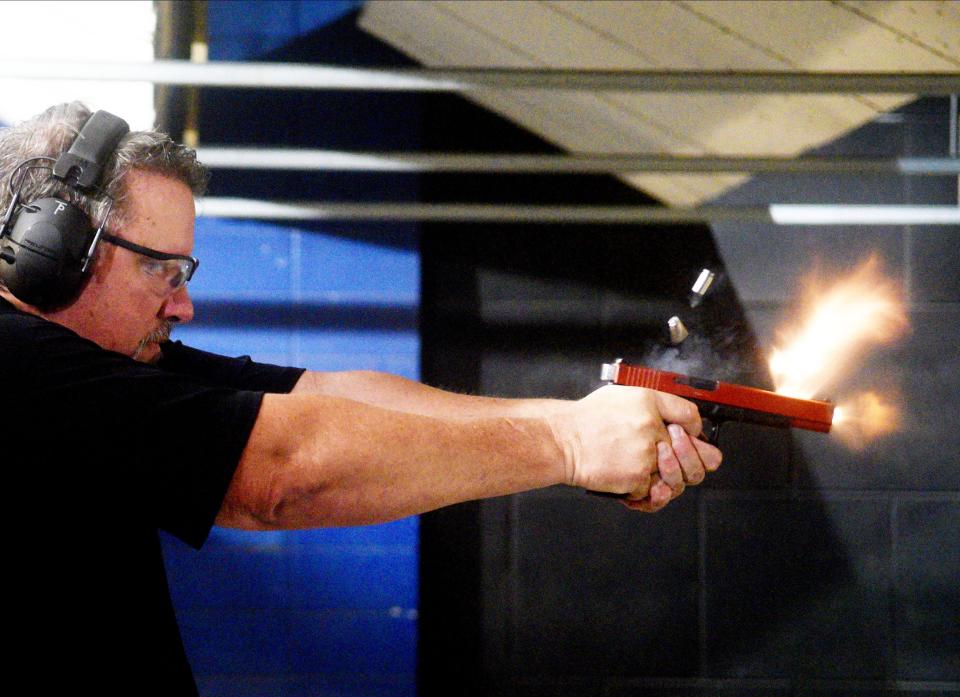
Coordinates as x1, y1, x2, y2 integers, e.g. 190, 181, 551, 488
654, 392, 703, 437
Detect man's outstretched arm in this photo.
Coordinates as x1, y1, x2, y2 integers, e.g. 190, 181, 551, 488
291, 369, 721, 512
216, 381, 720, 530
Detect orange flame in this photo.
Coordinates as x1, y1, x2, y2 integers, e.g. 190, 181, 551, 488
770, 256, 908, 399
831, 390, 900, 449
769, 255, 908, 446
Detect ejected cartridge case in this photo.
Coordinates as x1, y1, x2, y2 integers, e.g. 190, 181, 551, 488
689, 269, 716, 307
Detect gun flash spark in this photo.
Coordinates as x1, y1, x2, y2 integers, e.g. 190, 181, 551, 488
601, 361, 835, 443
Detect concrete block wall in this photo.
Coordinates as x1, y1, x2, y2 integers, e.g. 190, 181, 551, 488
419, 93, 959, 694
164, 211, 420, 697
702, 96, 959, 689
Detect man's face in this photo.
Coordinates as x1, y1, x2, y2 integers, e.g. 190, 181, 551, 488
49, 170, 197, 363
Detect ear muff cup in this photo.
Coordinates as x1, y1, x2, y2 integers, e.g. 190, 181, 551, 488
0, 197, 95, 308
0, 110, 128, 309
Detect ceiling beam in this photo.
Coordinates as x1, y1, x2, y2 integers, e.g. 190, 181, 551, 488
195, 148, 960, 175
197, 199, 960, 225
0, 60, 957, 93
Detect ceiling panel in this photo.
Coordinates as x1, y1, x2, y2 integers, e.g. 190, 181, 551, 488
359, 0, 960, 206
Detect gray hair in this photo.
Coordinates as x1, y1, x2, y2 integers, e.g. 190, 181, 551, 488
0, 101, 208, 233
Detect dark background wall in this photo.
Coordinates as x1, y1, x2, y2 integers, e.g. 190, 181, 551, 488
419, 91, 959, 694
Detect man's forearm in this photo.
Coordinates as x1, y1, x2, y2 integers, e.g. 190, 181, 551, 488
292, 369, 562, 420
218, 392, 567, 530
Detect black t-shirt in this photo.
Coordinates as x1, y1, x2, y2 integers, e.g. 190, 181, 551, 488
0, 298, 304, 694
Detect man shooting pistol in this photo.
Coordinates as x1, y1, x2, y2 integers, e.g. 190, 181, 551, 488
0, 103, 722, 693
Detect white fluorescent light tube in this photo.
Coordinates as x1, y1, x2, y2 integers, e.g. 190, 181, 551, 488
0, 60, 461, 90
770, 204, 960, 225
195, 148, 414, 171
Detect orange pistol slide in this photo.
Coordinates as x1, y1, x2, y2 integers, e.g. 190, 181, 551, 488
601, 360, 835, 444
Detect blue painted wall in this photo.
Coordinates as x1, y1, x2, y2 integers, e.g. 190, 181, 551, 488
161, 3, 421, 695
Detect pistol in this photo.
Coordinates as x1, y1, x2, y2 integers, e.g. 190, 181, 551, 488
601, 360, 834, 444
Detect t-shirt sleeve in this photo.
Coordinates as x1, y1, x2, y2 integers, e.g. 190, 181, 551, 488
4, 315, 271, 549
158, 340, 305, 393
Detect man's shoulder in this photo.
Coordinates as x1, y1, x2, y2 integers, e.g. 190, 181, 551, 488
160, 340, 305, 393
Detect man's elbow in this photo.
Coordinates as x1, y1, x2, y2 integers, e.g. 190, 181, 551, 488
214, 393, 316, 529
217, 460, 294, 530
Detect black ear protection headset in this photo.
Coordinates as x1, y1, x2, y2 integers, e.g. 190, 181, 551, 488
0, 110, 130, 309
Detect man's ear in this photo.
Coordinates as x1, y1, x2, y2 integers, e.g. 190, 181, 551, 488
88, 239, 117, 282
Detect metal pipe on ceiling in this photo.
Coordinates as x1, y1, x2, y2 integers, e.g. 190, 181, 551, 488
0, 60, 957, 94
194, 148, 960, 175
196, 198, 960, 225
950, 94, 958, 159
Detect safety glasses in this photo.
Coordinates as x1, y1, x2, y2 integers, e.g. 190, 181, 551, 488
100, 231, 199, 292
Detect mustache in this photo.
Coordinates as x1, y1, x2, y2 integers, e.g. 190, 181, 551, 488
132, 320, 173, 362
144, 320, 173, 345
